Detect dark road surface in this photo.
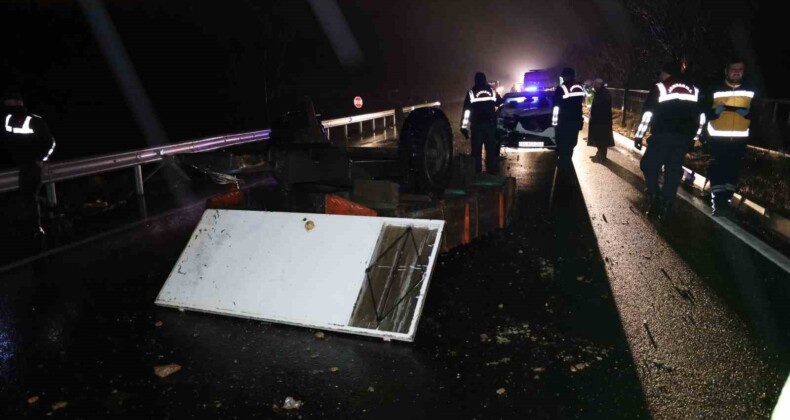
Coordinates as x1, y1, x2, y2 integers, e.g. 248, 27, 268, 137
0, 104, 788, 418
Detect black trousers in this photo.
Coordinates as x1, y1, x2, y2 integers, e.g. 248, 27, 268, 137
18, 160, 44, 232
471, 122, 499, 174
639, 133, 689, 203
555, 125, 580, 162
708, 140, 747, 206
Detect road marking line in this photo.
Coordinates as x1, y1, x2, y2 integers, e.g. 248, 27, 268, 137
609, 131, 790, 274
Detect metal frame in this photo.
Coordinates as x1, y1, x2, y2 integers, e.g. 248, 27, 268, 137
0, 102, 441, 203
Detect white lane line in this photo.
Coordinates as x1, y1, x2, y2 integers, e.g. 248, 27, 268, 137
610, 131, 790, 274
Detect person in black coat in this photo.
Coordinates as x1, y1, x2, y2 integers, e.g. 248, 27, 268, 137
587, 78, 615, 161
2, 86, 56, 238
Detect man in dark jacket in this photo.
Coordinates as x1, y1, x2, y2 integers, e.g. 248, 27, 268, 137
552, 67, 586, 165
588, 78, 614, 162
461, 72, 503, 174
634, 61, 703, 220
2, 86, 56, 238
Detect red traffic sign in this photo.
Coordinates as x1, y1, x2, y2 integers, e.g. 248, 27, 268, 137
353, 96, 363, 109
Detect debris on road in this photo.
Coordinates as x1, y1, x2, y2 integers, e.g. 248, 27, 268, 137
496, 388, 507, 396
281, 397, 303, 410
314, 331, 325, 339
154, 363, 182, 378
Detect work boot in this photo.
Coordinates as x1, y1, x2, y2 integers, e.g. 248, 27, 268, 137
646, 194, 662, 217
657, 201, 673, 222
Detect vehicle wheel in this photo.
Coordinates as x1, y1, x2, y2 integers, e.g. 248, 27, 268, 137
398, 108, 453, 194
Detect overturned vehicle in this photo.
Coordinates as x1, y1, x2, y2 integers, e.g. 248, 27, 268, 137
496, 69, 558, 149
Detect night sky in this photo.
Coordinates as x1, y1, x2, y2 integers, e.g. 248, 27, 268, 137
1, 0, 786, 162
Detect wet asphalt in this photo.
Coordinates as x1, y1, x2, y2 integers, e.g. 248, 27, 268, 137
0, 105, 788, 418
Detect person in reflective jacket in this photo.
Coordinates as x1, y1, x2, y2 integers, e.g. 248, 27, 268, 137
634, 61, 704, 221
461, 72, 503, 174
2, 86, 56, 238
552, 67, 585, 165
702, 58, 758, 217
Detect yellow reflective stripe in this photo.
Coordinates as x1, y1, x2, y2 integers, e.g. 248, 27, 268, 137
706, 122, 749, 137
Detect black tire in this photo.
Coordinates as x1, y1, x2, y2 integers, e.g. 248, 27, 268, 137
398, 108, 453, 194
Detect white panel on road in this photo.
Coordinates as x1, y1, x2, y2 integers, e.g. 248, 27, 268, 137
155, 210, 444, 342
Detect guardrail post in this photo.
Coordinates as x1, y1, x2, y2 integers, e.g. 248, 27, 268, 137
134, 165, 145, 195
372, 118, 376, 132
326, 127, 331, 141
45, 183, 57, 207
344, 125, 348, 138
359, 122, 363, 136
621, 89, 628, 128
137, 194, 148, 219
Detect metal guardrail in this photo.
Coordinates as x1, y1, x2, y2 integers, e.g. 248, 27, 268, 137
0, 102, 440, 204
607, 88, 789, 155
321, 102, 441, 139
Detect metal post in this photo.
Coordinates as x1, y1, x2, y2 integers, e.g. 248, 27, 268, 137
45, 183, 57, 207
344, 125, 348, 138
137, 194, 148, 219
773, 103, 778, 124
372, 118, 376, 132
326, 127, 331, 140
621, 89, 628, 128
359, 122, 363, 136
134, 165, 144, 195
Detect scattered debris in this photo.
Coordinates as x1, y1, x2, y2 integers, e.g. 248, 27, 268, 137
495, 336, 511, 345
154, 363, 182, 378
652, 359, 674, 371
498, 304, 504, 309
368, 386, 375, 393
574, 363, 588, 371
532, 367, 546, 373
480, 334, 491, 343
314, 332, 325, 339
674, 286, 695, 303
305, 221, 316, 231
496, 388, 507, 396
154, 321, 163, 327
486, 358, 511, 366
52, 401, 68, 410
281, 397, 303, 410
602, 214, 608, 223
329, 367, 339, 373
27, 396, 39, 404
643, 320, 658, 349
